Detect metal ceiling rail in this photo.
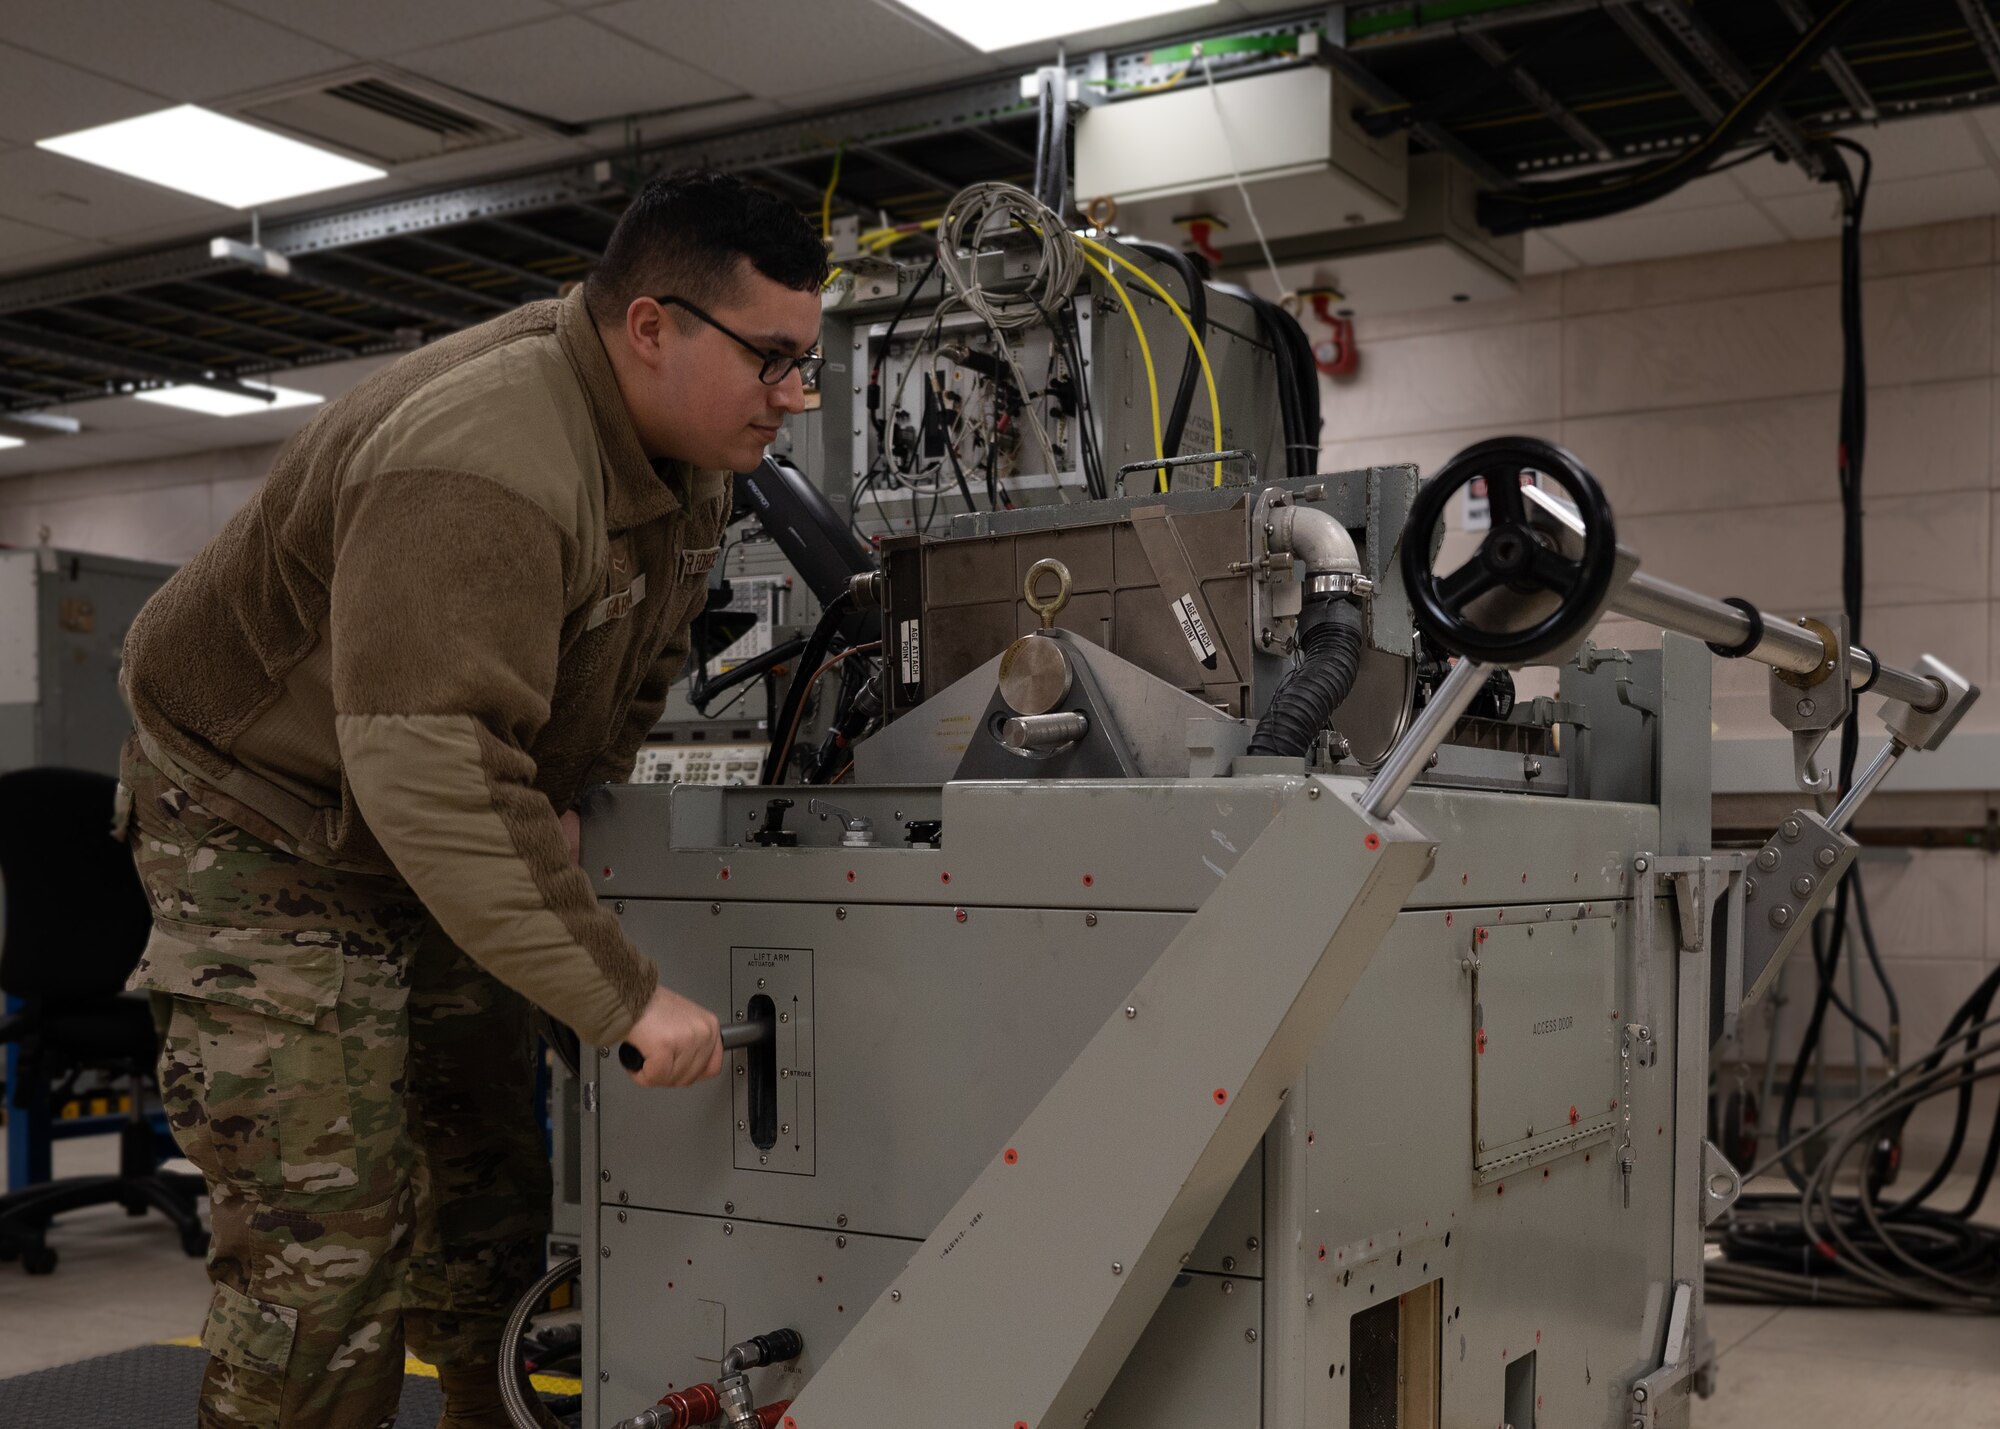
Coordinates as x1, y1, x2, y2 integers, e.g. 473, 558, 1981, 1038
1460, 28, 1615, 161
1770, 0, 1877, 120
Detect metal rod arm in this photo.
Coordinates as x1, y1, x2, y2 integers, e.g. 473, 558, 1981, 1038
1608, 572, 1944, 713
1360, 656, 1490, 821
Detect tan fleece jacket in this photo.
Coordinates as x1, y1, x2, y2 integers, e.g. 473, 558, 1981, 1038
122, 289, 728, 1046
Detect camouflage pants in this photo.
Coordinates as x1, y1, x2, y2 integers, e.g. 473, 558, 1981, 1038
120, 744, 552, 1429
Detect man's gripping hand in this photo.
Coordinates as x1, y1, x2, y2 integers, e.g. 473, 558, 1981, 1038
622, 985, 723, 1088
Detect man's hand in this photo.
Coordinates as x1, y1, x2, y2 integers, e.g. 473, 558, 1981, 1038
560, 809, 581, 865
622, 986, 722, 1088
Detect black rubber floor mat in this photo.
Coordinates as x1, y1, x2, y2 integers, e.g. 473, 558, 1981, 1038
0, 1342, 444, 1427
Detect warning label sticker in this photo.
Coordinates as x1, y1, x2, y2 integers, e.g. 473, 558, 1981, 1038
899, 618, 923, 687
1171, 594, 1219, 670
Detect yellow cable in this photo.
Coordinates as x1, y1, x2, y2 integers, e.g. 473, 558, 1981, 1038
1074, 233, 1225, 487
820, 144, 845, 238
1077, 250, 1165, 491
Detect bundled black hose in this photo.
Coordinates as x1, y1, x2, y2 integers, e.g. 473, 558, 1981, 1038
1124, 240, 1208, 461
1213, 282, 1320, 478
1478, 0, 1886, 234
1246, 599, 1365, 757
762, 590, 854, 784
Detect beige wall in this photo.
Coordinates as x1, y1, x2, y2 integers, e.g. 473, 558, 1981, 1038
0, 442, 279, 564
1313, 216, 1999, 1160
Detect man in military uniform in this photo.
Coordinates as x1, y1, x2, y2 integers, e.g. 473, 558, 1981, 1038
116, 170, 828, 1428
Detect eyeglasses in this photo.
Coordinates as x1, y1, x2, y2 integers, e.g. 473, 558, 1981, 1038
655, 295, 823, 386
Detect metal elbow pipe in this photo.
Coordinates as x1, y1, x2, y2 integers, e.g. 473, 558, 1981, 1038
1270, 503, 1360, 576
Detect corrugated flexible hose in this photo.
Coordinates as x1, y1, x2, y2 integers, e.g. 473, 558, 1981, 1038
1246, 599, 1365, 759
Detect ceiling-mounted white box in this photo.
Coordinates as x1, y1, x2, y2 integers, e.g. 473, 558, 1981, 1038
1256, 155, 1524, 315
1074, 65, 1407, 243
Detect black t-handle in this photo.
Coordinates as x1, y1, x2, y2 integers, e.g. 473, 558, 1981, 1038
618, 1017, 773, 1074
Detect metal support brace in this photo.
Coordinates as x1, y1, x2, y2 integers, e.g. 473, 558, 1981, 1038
1642, 0, 1827, 179
1960, 0, 2000, 87
1632, 1279, 1697, 1416
1606, 5, 1722, 123
1771, 0, 1877, 120
1461, 29, 1614, 160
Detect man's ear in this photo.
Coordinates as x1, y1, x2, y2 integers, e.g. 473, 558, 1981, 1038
623, 296, 667, 368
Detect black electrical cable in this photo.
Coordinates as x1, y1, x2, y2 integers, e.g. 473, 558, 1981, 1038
1478, 0, 1886, 234
1124, 240, 1208, 462
761, 591, 853, 784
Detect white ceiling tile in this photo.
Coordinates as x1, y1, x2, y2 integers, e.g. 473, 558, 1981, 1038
593, 0, 976, 100
1841, 111, 1989, 179
1762, 168, 2000, 242
883, 0, 1234, 62
4, 0, 353, 103
396, 15, 740, 125
1540, 202, 1785, 268
1523, 230, 1579, 274
0, 43, 166, 146
219, 0, 559, 60
0, 148, 223, 241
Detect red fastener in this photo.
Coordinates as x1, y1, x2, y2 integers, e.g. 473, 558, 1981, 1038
845, 871, 855, 883
1364, 832, 1381, 851
955, 908, 967, 923
718, 868, 731, 881
1082, 873, 1095, 887
1003, 1148, 1018, 1165
940, 871, 952, 884
1213, 1088, 1228, 1106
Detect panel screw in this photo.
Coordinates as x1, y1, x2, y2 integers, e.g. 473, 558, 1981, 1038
760, 1155, 769, 1165
601, 1170, 611, 1182
838, 1214, 849, 1227
737, 1120, 746, 1130
1245, 1329, 1259, 1344
758, 978, 767, 988
1306, 1292, 1315, 1305
1756, 847, 1780, 870
1770, 905, 1794, 929
1223, 1256, 1236, 1271
710, 903, 722, 915
781, 1122, 791, 1135
1792, 875, 1815, 898
601, 1246, 611, 1258
1796, 698, 1816, 719
1086, 913, 1099, 927
1781, 818, 1803, 842
891, 1290, 902, 1302
1246, 1237, 1259, 1250
780, 1012, 790, 1024
836, 907, 847, 919
614, 899, 626, 914
1125, 1006, 1137, 1019
1222, 1281, 1235, 1295
724, 1222, 734, 1235
1307, 786, 1321, 800
618, 1190, 629, 1204
737, 1065, 746, 1077
1112, 1263, 1123, 1275
1633, 1386, 1648, 1404
618, 1210, 628, 1223
1815, 846, 1837, 868
836, 1236, 847, 1249
1426, 752, 1439, 769
725, 1202, 735, 1214
1633, 857, 1650, 873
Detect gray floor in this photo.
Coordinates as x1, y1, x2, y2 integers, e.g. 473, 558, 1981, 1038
4, 1138, 1998, 1423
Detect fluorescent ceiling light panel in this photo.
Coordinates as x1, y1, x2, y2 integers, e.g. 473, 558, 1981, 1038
38, 105, 385, 209
895, 0, 1219, 52
134, 381, 323, 418
0, 435, 23, 452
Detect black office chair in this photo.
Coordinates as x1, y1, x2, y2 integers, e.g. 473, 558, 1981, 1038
0, 766, 208, 1274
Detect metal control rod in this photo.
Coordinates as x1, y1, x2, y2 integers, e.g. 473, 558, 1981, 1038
619, 1017, 773, 1074
1609, 572, 1945, 713
1359, 656, 1491, 821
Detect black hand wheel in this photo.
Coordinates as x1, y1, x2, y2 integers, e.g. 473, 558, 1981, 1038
1399, 436, 1618, 664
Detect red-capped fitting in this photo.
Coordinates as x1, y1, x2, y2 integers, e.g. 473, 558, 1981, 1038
758, 1401, 794, 1428
654, 1383, 722, 1428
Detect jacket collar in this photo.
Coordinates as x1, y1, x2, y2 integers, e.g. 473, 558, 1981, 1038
557, 286, 685, 531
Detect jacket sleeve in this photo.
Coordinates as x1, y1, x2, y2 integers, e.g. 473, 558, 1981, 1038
330, 466, 657, 1047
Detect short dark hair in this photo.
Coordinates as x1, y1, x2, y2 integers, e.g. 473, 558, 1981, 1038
585, 169, 827, 328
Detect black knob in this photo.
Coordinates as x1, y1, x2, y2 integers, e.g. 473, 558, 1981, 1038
753, 797, 798, 848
